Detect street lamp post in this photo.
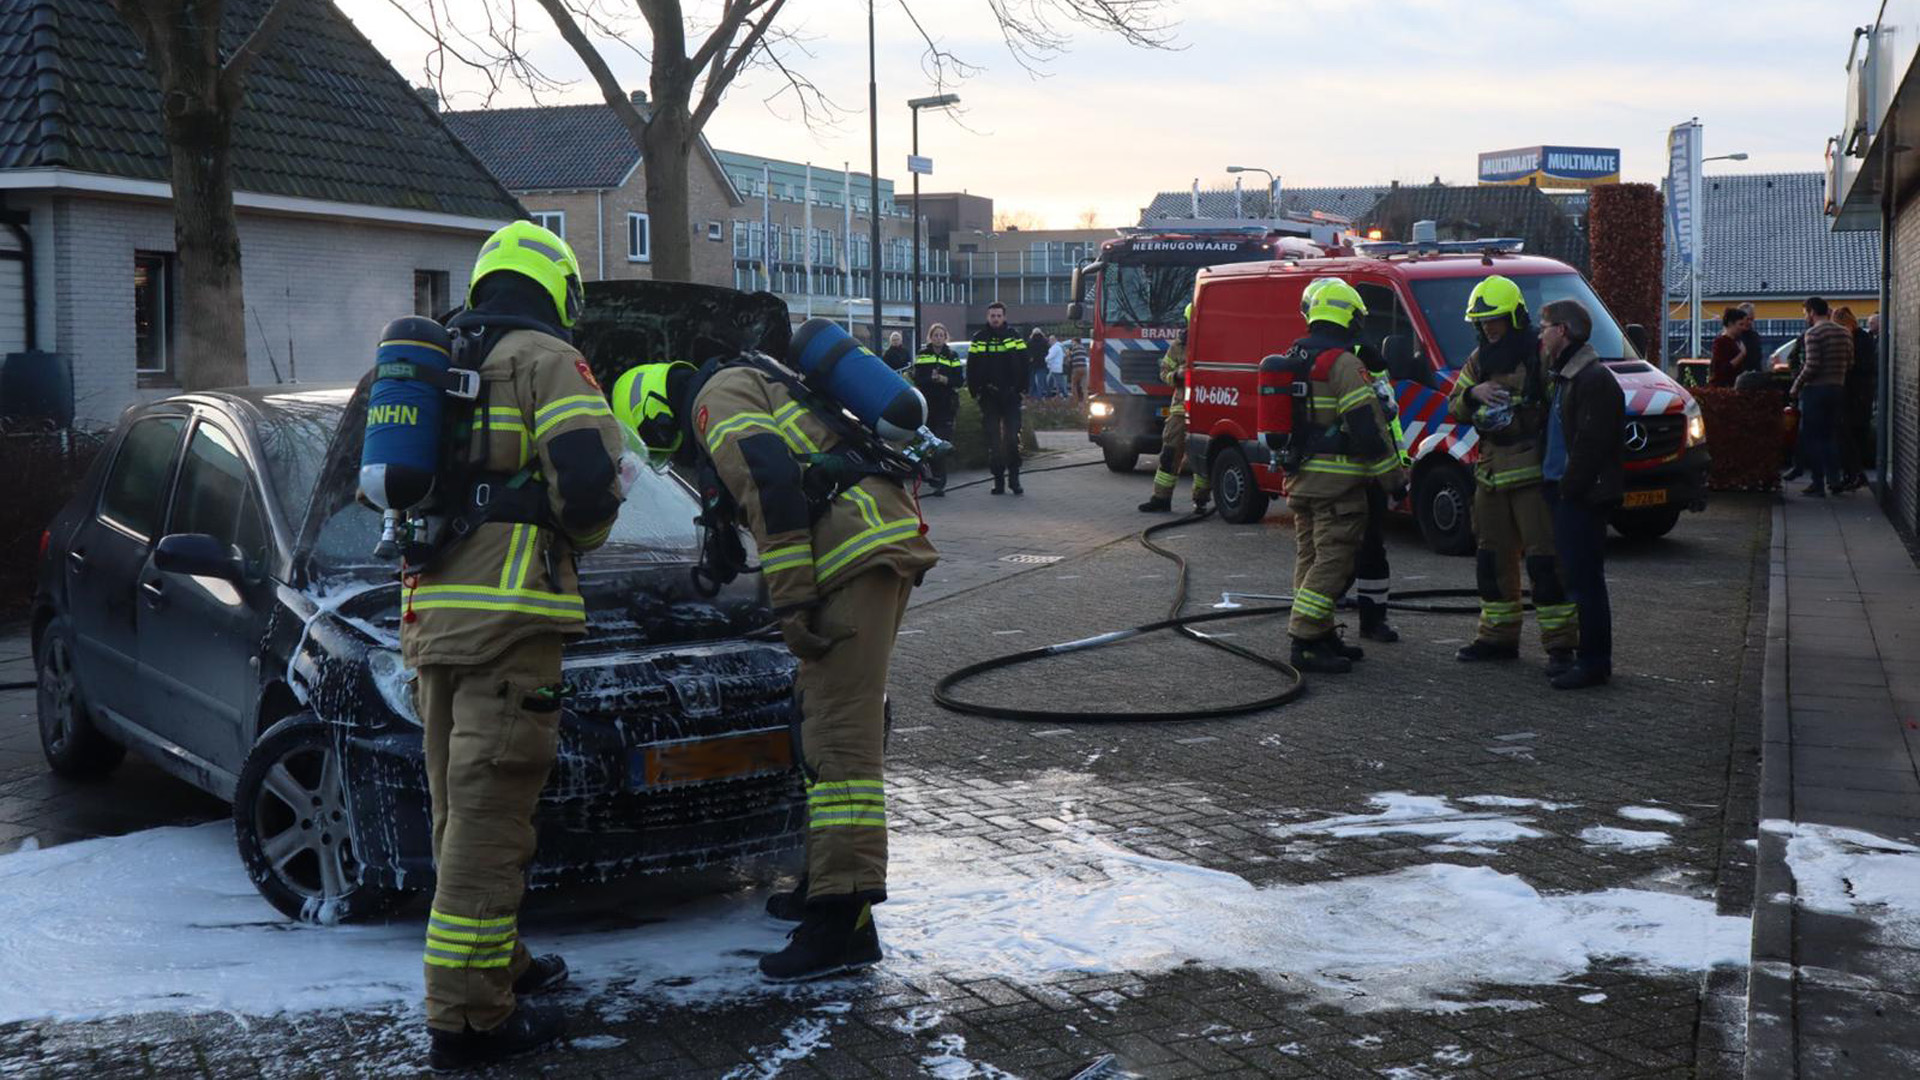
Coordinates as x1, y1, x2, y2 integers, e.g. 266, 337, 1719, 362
1226, 165, 1277, 217
907, 93, 960, 352
1692, 151, 1749, 357
867, 0, 882, 349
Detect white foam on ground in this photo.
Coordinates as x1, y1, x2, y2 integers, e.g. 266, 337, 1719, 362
1579, 826, 1672, 851
920, 1033, 1019, 1079
1457, 796, 1576, 811
1618, 806, 1685, 825
1270, 793, 1545, 846
722, 1016, 835, 1079
1778, 820, 1920, 947
0, 820, 1748, 1023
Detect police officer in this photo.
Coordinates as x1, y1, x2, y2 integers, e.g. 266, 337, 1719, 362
1282, 279, 1407, 673
1444, 276, 1577, 671
967, 301, 1029, 495
407, 220, 626, 1071
613, 350, 938, 983
912, 323, 964, 496
1139, 302, 1211, 514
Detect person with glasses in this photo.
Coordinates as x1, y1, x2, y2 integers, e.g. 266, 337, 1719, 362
1538, 300, 1624, 690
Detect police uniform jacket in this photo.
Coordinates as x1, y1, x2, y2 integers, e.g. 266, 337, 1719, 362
966, 327, 1028, 404
912, 343, 964, 401
1287, 339, 1406, 501
1446, 339, 1549, 491
693, 364, 939, 614
400, 329, 625, 669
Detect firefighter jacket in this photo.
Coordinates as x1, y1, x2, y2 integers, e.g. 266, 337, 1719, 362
1286, 337, 1407, 501
692, 363, 939, 615
1446, 337, 1548, 491
1161, 337, 1189, 416
401, 329, 626, 669
966, 327, 1028, 404
913, 343, 965, 398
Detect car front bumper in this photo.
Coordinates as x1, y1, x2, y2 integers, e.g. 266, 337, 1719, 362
1621, 444, 1711, 512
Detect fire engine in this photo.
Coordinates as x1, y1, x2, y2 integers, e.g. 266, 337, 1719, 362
1181, 232, 1710, 553
1066, 217, 1350, 472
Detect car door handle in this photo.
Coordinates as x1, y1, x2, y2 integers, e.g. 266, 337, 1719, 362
140, 579, 166, 607
67, 549, 86, 574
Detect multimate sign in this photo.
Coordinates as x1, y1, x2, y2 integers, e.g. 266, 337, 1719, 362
1476, 145, 1622, 189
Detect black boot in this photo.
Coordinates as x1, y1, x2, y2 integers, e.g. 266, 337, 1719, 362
1290, 635, 1353, 674
1544, 649, 1577, 679
428, 1001, 567, 1072
758, 899, 882, 983
1328, 628, 1366, 661
990, 473, 1005, 495
1192, 492, 1211, 513
765, 876, 808, 923
1138, 495, 1173, 513
1551, 662, 1612, 690
1455, 640, 1520, 662
1357, 601, 1399, 643
511, 954, 569, 996
1009, 470, 1024, 495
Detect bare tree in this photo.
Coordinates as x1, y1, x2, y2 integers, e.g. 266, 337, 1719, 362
993, 209, 1043, 232
110, 0, 302, 390
1076, 208, 1101, 229
401, 1, 1177, 283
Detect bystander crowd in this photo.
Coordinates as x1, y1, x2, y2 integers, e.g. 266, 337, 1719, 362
1708, 306, 1750, 388
1791, 296, 1854, 498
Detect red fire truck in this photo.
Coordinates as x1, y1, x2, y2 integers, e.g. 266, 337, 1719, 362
1067, 218, 1349, 472
1181, 238, 1710, 553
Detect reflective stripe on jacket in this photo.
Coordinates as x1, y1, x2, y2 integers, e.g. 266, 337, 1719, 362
694, 365, 938, 613
1446, 345, 1548, 491
401, 330, 626, 668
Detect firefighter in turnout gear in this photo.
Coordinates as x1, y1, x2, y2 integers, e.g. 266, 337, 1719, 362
405, 220, 626, 1072
911, 322, 964, 496
1444, 275, 1578, 670
1283, 279, 1408, 674
1139, 302, 1211, 513
614, 353, 938, 984
1349, 337, 1412, 642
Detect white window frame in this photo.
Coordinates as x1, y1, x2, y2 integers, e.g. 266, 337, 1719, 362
134, 251, 173, 377
530, 210, 565, 237
627, 212, 651, 263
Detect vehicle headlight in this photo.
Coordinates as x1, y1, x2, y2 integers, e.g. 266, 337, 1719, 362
1685, 401, 1706, 446
368, 648, 421, 726
1089, 401, 1113, 418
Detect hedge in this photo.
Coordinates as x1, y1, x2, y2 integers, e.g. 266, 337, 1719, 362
3, 426, 106, 617
1589, 184, 1665, 366
1693, 387, 1787, 491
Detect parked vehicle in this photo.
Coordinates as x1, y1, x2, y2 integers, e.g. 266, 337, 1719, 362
32, 383, 804, 922
1181, 241, 1711, 552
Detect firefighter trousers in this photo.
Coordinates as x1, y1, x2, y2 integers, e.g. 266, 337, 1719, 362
1288, 489, 1369, 640
416, 634, 565, 1032
1471, 482, 1577, 651
796, 567, 915, 904
1150, 411, 1210, 504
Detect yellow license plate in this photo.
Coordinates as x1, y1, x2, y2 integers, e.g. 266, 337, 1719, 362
1622, 489, 1668, 508
633, 730, 792, 788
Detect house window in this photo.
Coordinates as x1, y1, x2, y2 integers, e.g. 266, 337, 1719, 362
413, 270, 450, 317
134, 252, 174, 377
627, 213, 651, 263
707, 221, 723, 242
530, 210, 565, 237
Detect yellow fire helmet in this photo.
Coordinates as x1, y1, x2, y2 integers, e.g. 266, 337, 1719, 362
469, 220, 586, 328
1298, 276, 1347, 318
612, 362, 696, 464
1464, 274, 1527, 328
1304, 278, 1367, 329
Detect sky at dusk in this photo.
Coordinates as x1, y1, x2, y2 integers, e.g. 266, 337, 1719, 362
336, 0, 1855, 228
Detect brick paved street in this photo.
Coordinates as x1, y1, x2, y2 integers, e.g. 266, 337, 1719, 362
0, 454, 1774, 1079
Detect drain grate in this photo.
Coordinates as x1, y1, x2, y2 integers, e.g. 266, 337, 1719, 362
999, 554, 1064, 564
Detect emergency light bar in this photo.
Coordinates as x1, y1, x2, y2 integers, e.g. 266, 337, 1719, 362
1354, 237, 1527, 258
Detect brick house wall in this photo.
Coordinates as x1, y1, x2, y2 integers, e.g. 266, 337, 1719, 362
515, 157, 739, 288
1892, 195, 1920, 537
26, 192, 488, 428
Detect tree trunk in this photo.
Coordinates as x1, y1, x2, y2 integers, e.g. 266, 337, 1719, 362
641, 100, 695, 283
165, 102, 249, 389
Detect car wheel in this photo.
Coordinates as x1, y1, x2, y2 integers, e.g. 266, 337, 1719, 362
234, 716, 403, 924
1209, 445, 1271, 524
35, 617, 125, 780
1414, 460, 1476, 556
1610, 506, 1683, 541
1102, 440, 1138, 473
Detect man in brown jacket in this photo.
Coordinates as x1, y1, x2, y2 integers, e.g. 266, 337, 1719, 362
404, 221, 626, 1071
615, 341, 938, 983
1790, 296, 1853, 497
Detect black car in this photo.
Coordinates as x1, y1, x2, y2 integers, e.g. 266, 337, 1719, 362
31, 384, 804, 922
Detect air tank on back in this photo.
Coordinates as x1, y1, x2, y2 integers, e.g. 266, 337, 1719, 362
787, 318, 926, 442
359, 316, 453, 557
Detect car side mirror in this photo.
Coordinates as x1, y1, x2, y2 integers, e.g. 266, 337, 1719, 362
1066, 301, 1085, 322
1381, 335, 1420, 380
1624, 323, 1649, 358
154, 533, 244, 582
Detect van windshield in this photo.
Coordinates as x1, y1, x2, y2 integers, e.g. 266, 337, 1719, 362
1410, 273, 1636, 368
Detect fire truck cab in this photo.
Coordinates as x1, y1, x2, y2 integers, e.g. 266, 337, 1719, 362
1183, 241, 1710, 554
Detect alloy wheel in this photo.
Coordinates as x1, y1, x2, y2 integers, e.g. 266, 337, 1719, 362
37, 636, 78, 757
251, 740, 360, 901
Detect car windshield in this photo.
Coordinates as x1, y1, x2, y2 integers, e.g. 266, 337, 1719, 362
1101, 263, 1203, 328
254, 389, 355, 525
1410, 273, 1636, 368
